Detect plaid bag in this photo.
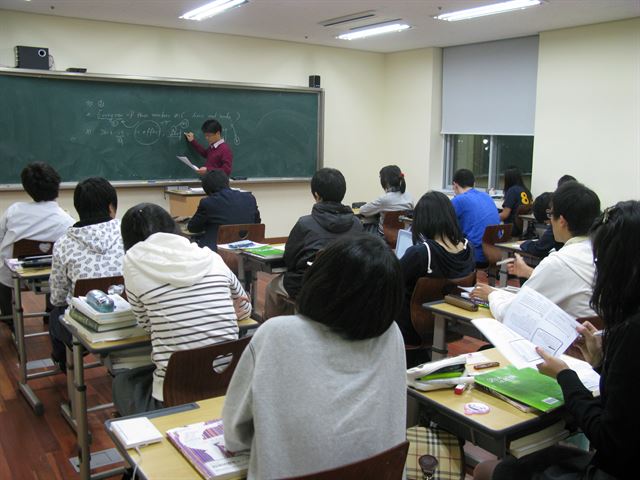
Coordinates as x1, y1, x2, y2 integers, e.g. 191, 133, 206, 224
406, 425, 465, 480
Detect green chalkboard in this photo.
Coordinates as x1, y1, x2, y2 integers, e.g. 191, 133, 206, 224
0, 69, 322, 186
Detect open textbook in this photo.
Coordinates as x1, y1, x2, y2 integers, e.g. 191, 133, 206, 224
471, 286, 581, 369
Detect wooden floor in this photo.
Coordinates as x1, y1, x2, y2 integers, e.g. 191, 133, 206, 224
1, 272, 490, 479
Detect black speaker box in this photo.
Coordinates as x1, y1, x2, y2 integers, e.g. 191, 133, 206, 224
308, 75, 321, 88
15, 46, 50, 70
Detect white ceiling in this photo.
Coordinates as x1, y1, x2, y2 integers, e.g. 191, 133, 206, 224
1, 0, 639, 53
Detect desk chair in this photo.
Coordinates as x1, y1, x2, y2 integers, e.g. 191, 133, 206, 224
382, 211, 411, 249
282, 441, 409, 480
407, 272, 477, 362
163, 336, 250, 406
217, 223, 266, 274
481, 224, 513, 286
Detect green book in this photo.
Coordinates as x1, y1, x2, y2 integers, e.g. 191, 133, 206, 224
242, 245, 284, 258
474, 365, 564, 412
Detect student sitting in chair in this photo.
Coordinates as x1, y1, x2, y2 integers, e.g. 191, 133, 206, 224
48, 177, 124, 371
450, 168, 500, 266
0, 162, 74, 330
263, 168, 362, 320
474, 200, 640, 480
358, 165, 413, 235
112, 203, 251, 416
472, 181, 601, 320
398, 191, 475, 348
223, 234, 406, 479
187, 170, 261, 251
499, 167, 533, 237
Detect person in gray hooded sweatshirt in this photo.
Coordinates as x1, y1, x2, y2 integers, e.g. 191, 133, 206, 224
48, 177, 124, 371
112, 203, 251, 416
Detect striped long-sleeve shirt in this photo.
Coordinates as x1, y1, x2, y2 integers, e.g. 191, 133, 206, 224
123, 232, 251, 401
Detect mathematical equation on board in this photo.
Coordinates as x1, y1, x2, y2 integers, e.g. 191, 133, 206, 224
70, 99, 241, 147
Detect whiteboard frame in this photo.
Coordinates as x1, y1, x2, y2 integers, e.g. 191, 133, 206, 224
0, 67, 324, 189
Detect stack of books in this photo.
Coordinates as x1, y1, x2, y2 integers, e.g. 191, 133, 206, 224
65, 294, 146, 343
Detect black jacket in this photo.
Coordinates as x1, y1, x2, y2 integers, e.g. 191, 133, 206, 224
187, 188, 261, 251
520, 225, 563, 258
283, 201, 363, 298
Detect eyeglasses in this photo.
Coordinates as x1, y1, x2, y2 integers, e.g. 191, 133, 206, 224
546, 208, 554, 219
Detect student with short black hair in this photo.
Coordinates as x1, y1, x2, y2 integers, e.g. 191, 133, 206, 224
48, 177, 124, 371
184, 118, 233, 176
399, 191, 475, 352
475, 200, 640, 480
187, 170, 261, 251
499, 167, 533, 237
263, 168, 363, 319
451, 168, 500, 265
0, 162, 74, 328
473, 182, 601, 320
113, 203, 251, 415
358, 165, 413, 235
223, 235, 407, 479
519, 191, 564, 258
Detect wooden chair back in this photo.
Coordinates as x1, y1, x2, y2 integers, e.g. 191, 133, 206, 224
283, 441, 409, 480
409, 271, 477, 349
73, 275, 126, 300
382, 211, 409, 249
481, 224, 513, 285
12, 239, 55, 259
217, 223, 266, 273
163, 336, 251, 407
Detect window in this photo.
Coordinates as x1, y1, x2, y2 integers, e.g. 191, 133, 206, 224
444, 134, 533, 191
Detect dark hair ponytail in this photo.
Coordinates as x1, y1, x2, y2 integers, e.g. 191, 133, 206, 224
379, 165, 406, 194
121, 203, 180, 251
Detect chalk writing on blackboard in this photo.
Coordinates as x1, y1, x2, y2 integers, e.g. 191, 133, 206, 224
78, 99, 241, 147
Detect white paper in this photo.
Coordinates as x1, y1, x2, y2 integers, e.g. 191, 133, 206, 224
176, 155, 199, 171
472, 286, 581, 369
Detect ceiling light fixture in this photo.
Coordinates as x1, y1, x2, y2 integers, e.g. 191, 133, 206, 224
180, 0, 248, 21
435, 0, 542, 22
337, 23, 410, 41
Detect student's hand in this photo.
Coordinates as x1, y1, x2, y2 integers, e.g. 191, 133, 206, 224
535, 346, 570, 379
471, 283, 495, 302
197, 167, 207, 175
184, 132, 195, 142
574, 321, 603, 368
507, 253, 534, 279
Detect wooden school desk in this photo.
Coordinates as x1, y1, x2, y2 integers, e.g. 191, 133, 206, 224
5, 258, 57, 415
422, 300, 492, 360
105, 397, 237, 480
61, 315, 258, 480
165, 189, 205, 217
408, 349, 567, 459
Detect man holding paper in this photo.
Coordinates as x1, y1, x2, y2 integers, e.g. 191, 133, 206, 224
184, 119, 233, 176
472, 182, 600, 321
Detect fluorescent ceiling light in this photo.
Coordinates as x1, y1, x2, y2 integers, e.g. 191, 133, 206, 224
337, 23, 410, 41
180, 0, 248, 21
435, 0, 541, 22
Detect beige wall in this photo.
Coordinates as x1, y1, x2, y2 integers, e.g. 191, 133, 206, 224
532, 18, 640, 206
2, 10, 444, 235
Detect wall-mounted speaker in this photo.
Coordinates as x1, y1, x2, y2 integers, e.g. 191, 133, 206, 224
15, 46, 50, 70
308, 75, 321, 88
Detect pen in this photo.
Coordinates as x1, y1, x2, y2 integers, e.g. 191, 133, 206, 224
496, 258, 515, 266
593, 330, 604, 337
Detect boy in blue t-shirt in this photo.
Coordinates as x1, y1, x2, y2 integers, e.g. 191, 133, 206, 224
451, 169, 500, 264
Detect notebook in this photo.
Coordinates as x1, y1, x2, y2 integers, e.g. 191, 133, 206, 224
395, 229, 413, 259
